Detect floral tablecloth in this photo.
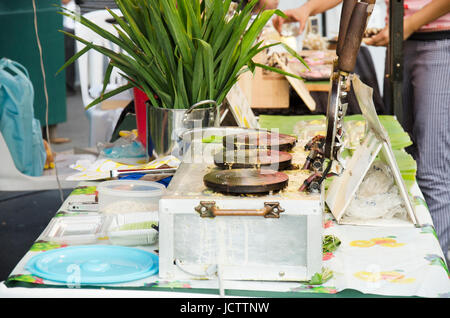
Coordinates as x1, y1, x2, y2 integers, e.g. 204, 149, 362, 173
3, 116, 450, 298
3, 181, 449, 298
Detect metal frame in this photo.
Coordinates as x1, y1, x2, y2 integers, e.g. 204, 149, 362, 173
325, 75, 419, 227
388, 0, 404, 117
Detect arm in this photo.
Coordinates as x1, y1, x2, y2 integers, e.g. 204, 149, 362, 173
404, 0, 450, 37
273, 0, 342, 34
365, 0, 450, 46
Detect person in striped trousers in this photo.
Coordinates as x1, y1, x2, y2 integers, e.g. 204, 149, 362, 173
366, 0, 450, 264
273, 0, 450, 264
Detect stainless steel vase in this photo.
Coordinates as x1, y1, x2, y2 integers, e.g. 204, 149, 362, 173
147, 100, 219, 158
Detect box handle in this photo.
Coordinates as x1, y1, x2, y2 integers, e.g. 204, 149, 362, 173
195, 201, 284, 218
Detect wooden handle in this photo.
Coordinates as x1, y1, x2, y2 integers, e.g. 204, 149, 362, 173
338, 1, 370, 73
336, 0, 357, 57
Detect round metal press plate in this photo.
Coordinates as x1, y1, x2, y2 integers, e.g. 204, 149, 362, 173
203, 169, 289, 194
223, 132, 297, 152
213, 149, 293, 170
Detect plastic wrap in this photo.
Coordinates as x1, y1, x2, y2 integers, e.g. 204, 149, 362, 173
103, 212, 158, 246
343, 160, 407, 222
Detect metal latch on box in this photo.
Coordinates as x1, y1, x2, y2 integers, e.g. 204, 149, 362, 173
195, 201, 285, 218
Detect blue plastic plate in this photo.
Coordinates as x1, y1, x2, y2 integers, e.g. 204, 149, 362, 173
25, 245, 159, 284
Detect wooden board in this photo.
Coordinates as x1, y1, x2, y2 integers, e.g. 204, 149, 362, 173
100, 99, 131, 110
305, 81, 331, 92
273, 54, 316, 111
225, 83, 259, 129
238, 52, 290, 109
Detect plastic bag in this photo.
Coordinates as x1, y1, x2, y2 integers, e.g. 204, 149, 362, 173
0, 58, 46, 176
344, 160, 407, 221
98, 129, 147, 165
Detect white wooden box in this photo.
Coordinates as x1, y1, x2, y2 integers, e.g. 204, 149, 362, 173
158, 139, 323, 282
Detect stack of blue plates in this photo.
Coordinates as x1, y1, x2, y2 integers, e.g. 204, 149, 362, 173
26, 245, 159, 285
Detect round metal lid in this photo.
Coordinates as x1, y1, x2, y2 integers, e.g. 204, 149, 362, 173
203, 169, 289, 194
223, 132, 297, 152
213, 149, 293, 170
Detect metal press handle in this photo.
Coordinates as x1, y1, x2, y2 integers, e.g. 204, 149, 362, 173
336, 0, 358, 57
361, 0, 376, 18
338, 1, 370, 73
185, 100, 218, 115
195, 201, 285, 218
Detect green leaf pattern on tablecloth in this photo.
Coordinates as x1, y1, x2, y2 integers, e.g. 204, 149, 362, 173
420, 224, 438, 240
5, 116, 450, 297
144, 281, 192, 289
70, 186, 97, 196
6, 274, 44, 284
424, 254, 450, 278
29, 240, 68, 252
290, 285, 338, 294
414, 196, 428, 209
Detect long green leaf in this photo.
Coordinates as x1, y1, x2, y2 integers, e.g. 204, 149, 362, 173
253, 62, 305, 81
85, 83, 134, 110
56, 44, 89, 74
176, 57, 189, 108
191, 48, 204, 103
58, 0, 305, 110
62, 30, 171, 99
159, 0, 194, 67
279, 42, 310, 70
100, 62, 114, 99
183, 0, 202, 39
196, 39, 215, 100
59, 8, 132, 57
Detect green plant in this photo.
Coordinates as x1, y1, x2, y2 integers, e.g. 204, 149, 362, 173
323, 235, 341, 254
59, 0, 306, 109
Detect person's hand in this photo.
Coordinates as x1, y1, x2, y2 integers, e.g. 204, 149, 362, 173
272, 6, 311, 35
363, 18, 418, 47
363, 26, 389, 46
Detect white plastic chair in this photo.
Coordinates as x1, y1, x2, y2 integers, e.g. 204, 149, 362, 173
74, 9, 132, 148
0, 132, 95, 191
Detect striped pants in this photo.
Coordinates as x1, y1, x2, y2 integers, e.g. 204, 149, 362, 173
402, 38, 450, 260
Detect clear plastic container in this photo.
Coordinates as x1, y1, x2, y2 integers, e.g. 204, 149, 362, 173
97, 180, 166, 214
103, 212, 159, 246
39, 215, 104, 245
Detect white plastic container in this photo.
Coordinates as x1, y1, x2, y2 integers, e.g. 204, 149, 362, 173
97, 180, 166, 214
103, 212, 159, 246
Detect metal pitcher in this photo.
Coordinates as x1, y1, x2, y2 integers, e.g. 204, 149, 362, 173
147, 100, 220, 158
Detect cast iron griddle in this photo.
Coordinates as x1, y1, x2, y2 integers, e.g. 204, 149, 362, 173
223, 132, 297, 152
213, 149, 293, 170
203, 169, 289, 194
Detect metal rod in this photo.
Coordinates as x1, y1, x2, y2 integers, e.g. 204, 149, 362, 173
388, 0, 404, 119
110, 167, 177, 178
321, 12, 327, 37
